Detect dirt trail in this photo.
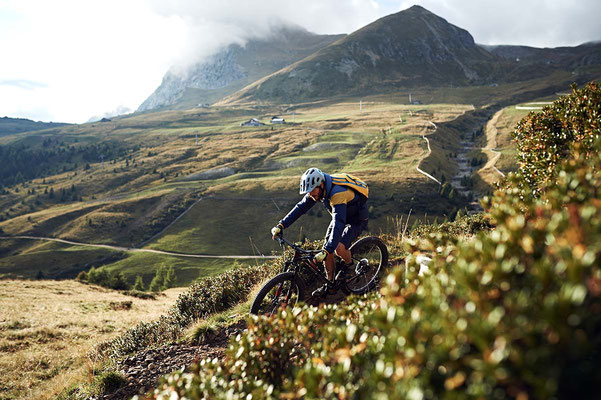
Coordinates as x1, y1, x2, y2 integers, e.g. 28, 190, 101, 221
481, 109, 506, 178
96, 321, 247, 400
415, 122, 442, 185
0, 236, 277, 260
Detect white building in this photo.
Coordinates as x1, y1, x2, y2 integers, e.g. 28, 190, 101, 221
241, 118, 264, 126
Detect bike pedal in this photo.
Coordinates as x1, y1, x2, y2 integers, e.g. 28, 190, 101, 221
311, 284, 337, 297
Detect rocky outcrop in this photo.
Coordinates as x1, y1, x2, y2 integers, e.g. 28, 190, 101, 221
137, 50, 245, 112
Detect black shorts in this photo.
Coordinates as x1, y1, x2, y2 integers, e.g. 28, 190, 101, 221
325, 219, 368, 250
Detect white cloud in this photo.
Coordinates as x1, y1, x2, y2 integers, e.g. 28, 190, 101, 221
147, 0, 386, 70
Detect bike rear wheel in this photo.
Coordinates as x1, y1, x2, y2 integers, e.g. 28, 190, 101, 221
344, 236, 388, 295
250, 272, 305, 316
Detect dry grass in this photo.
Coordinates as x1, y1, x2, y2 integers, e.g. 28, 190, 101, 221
0, 279, 186, 400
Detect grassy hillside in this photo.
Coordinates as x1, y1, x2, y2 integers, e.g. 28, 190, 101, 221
0, 96, 480, 284
0, 116, 69, 137
0, 279, 186, 400
2, 76, 599, 286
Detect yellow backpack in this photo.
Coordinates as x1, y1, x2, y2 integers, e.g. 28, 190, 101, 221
331, 173, 369, 198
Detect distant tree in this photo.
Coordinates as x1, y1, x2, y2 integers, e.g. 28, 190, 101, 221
109, 271, 130, 290
163, 266, 176, 289
48, 187, 54, 199
88, 267, 109, 286
76, 270, 89, 282
35, 270, 44, 280
85, 163, 90, 170
133, 275, 145, 291
149, 266, 166, 292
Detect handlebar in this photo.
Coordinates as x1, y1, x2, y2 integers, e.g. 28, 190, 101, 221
274, 234, 318, 257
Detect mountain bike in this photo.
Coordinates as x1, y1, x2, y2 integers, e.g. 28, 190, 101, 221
250, 234, 388, 316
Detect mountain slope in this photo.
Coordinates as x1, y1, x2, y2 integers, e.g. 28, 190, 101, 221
137, 26, 344, 112
221, 6, 499, 104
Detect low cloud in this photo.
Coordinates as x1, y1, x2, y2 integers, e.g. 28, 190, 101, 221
148, 0, 386, 70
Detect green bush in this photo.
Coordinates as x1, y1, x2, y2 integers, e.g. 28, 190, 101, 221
76, 270, 88, 282
513, 81, 601, 195
84, 267, 131, 291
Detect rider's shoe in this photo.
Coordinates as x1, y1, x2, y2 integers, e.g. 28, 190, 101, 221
311, 283, 337, 297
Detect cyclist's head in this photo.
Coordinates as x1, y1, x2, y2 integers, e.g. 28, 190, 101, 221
300, 167, 324, 195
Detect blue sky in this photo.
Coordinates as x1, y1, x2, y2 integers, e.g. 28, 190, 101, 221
0, 0, 599, 123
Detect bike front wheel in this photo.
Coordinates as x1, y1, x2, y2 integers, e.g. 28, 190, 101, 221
344, 236, 388, 295
250, 272, 305, 316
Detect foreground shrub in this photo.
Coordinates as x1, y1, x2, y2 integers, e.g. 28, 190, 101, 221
514, 81, 600, 195
151, 141, 601, 397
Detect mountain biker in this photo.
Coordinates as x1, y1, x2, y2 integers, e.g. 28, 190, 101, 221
271, 168, 369, 296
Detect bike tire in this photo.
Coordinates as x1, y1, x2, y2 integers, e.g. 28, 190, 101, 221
344, 236, 389, 295
250, 272, 305, 316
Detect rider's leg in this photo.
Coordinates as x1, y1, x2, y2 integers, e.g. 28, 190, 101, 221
334, 242, 351, 264
337, 219, 368, 266
324, 251, 335, 281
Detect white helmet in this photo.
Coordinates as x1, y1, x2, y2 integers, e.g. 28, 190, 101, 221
299, 168, 324, 194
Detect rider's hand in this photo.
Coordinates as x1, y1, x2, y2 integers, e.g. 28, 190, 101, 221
271, 224, 284, 239
314, 249, 328, 263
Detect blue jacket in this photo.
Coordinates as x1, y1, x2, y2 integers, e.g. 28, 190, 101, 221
279, 173, 368, 253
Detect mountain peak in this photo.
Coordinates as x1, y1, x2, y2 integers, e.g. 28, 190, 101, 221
223, 6, 494, 104
406, 4, 433, 13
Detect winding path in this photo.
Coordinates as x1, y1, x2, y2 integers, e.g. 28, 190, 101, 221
415, 122, 442, 185
0, 236, 277, 260
482, 110, 506, 178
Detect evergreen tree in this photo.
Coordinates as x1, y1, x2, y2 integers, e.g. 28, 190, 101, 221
149, 266, 166, 292
133, 275, 145, 291
109, 271, 130, 290
163, 266, 176, 289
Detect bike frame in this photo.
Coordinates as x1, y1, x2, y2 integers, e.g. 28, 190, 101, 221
275, 235, 364, 288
